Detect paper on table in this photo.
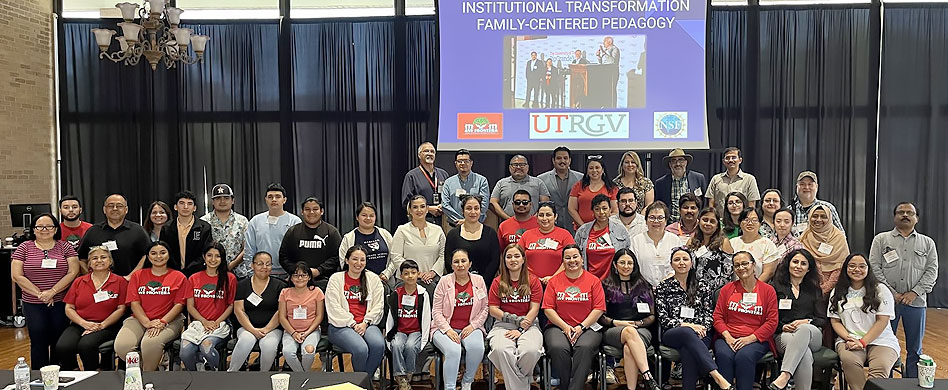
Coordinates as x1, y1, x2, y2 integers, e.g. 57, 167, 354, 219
310, 383, 365, 390
53, 371, 98, 387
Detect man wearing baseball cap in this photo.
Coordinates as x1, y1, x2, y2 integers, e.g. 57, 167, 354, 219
201, 183, 250, 278
791, 171, 845, 235
653, 148, 707, 223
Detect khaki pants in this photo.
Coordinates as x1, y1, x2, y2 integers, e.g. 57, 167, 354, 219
836, 343, 899, 390
114, 315, 186, 371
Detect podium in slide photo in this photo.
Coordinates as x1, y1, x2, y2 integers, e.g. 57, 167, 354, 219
503, 34, 646, 110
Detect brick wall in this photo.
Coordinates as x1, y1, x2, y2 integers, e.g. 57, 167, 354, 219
0, 0, 56, 239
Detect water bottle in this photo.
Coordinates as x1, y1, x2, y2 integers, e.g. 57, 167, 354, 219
124, 352, 143, 390
14, 357, 30, 390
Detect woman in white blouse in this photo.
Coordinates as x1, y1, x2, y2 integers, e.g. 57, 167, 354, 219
729, 207, 780, 283
389, 195, 446, 295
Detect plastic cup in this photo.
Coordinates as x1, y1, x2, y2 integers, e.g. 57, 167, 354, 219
271, 373, 290, 390
918, 361, 936, 388
40, 365, 60, 390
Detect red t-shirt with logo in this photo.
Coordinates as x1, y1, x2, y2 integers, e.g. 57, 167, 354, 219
518, 227, 575, 279
189, 271, 237, 321
584, 226, 616, 279
541, 270, 606, 327
395, 286, 421, 334
64, 272, 128, 322
498, 216, 539, 249
60, 221, 93, 249
344, 273, 367, 323
488, 275, 542, 317
450, 281, 475, 330
126, 268, 192, 320
569, 183, 618, 224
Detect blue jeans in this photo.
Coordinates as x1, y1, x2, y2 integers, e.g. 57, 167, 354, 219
328, 325, 385, 374
23, 302, 69, 369
180, 336, 226, 370
663, 327, 716, 390
432, 329, 485, 390
714, 339, 769, 390
892, 304, 926, 378
282, 330, 321, 372
391, 332, 422, 376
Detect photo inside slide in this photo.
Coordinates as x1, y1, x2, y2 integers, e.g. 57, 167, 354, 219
436, 0, 710, 151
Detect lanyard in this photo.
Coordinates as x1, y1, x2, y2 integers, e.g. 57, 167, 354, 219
419, 166, 437, 190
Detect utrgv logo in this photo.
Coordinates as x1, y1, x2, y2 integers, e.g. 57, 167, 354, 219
529, 112, 630, 139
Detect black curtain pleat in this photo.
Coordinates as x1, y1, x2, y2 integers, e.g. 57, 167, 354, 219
877, 5, 948, 307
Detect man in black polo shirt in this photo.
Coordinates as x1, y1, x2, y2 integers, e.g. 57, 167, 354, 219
77, 194, 151, 277
159, 190, 212, 276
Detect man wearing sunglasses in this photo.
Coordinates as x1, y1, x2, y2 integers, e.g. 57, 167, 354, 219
490, 155, 551, 221
497, 190, 539, 248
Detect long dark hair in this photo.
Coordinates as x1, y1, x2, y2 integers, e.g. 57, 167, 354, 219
687, 208, 726, 251
497, 244, 531, 298
670, 247, 700, 306
30, 213, 62, 241
581, 156, 616, 190
289, 261, 319, 289
143, 241, 171, 268
202, 242, 231, 302
829, 253, 881, 314
602, 248, 651, 304
342, 245, 369, 303
772, 249, 821, 297
144, 201, 173, 233
721, 192, 748, 236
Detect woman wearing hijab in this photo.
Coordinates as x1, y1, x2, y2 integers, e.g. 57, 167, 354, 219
799, 205, 849, 294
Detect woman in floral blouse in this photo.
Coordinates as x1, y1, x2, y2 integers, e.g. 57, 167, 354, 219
686, 208, 734, 291
656, 247, 733, 390
614, 151, 654, 214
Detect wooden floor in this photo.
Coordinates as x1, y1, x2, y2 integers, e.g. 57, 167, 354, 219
2, 309, 947, 388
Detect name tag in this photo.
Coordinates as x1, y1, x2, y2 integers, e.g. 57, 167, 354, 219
41, 258, 57, 269
401, 294, 416, 307
680, 306, 695, 319
455, 188, 467, 197
293, 305, 307, 320
544, 240, 560, 250
267, 216, 279, 225
693, 187, 703, 197
742, 293, 757, 304
883, 250, 899, 264
103, 240, 118, 251
475, 289, 487, 300
779, 299, 792, 310
590, 323, 603, 331
246, 293, 263, 306
694, 246, 709, 258
93, 290, 110, 303
818, 242, 834, 255
637, 302, 650, 313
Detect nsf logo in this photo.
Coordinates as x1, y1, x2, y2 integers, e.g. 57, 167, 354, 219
654, 112, 688, 138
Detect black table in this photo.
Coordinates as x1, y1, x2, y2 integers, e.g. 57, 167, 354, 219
867, 378, 945, 390
0, 370, 371, 389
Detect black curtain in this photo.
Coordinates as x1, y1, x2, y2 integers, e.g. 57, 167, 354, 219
877, 5, 948, 307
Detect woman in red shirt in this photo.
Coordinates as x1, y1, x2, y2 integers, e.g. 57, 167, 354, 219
567, 155, 618, 229
542, 244, 606, 390
487, 244, 543, 390
712, 251, 779, 390
114, 241, 192, 371
518, 202, 574, 285
179, 243, 237, 370
56, 245, 127, 370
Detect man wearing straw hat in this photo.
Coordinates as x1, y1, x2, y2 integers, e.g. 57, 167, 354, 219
653, 148, 707, 223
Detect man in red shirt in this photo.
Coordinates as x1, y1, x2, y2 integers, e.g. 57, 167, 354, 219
59, 195, 93, 250
498, 190, 539, 249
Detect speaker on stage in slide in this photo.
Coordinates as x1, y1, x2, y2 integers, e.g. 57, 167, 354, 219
627, 51, 646, 108
596, 36, 621, 108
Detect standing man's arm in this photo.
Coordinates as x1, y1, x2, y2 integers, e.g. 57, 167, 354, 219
477, 176, 491, 222
243, 220, 257, 267
490, 182, 511, 220
867, 235, 890, 289
911, 240, 939, 302
441, 181, 462, 225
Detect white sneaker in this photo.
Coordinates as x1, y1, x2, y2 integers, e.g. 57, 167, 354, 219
605, 367, 618, 384
461, 382, 473, 390
551, 377, 560, 386
374, 368, 381, 381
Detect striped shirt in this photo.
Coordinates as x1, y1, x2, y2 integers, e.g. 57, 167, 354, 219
12, 241, 76, 304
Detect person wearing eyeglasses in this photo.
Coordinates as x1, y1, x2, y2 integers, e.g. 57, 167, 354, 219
685, 207, 735, 292
568, 155, 618, 230
654, 148, 707, 223
279, 197, 341, 291
705, 147, 760, 215
613, 151, 653, 214
228, 252, 286, 371
712, 251, 779, 390
11, 213, 80, 368
441, 149, 490, 226
446, 195, 500, 284
490, 155, 552, 221
518, 202, 575, 285
656, 247, 734, 390
497, 190, 539, 248
792, 171, 844, 236
77, 194, 152, 277
538, 146, 583, 234
244, 183, 302, 280
144, 200, 173, 243
611, 187, 647, 238
402, 141, 450, 225
574, 194, 629, 279
721, 192, 748, 239
828, 254, 900, 390
729, 207, 780, 283
800, 205, 850, 294
630, 201, 683, 287
759, 189, 784, 240
279, 262, 326, 371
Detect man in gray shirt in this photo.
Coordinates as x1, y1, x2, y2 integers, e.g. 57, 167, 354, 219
538, 146, 582, 233
868, 202, 938, 378
490, 154, 551, 221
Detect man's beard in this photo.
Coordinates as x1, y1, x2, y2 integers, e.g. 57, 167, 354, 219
62, 214, 79, 222
619, 209, 635, 218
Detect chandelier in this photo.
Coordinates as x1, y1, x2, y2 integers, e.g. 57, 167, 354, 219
91, 0, 209, 70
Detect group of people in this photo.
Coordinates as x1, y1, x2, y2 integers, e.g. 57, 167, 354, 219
9, 143, 937, 390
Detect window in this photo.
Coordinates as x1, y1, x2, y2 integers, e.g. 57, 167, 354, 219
406, 0, 436, 15
176, 0, 280, 19
291, 0, 395, 18
759, 0, 869, 5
